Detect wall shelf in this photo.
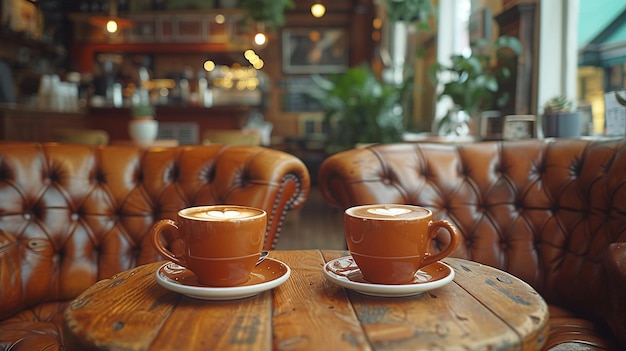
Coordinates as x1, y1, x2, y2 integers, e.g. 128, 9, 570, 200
68, 9, 253, 72
68, 9, 247, 44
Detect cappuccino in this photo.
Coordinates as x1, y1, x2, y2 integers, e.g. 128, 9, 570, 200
151, 205, 267, 286
181, 206, 265, 221
346, 204, 429, 220
344, 204, 459, 284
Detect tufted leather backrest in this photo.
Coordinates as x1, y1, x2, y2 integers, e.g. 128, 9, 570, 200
318, 138, 626, 320
0, 142, 309, 320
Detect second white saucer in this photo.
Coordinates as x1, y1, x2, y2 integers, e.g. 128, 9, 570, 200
323, 256, 454, 297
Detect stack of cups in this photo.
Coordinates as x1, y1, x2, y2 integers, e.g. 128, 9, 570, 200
38, 74, 79, 111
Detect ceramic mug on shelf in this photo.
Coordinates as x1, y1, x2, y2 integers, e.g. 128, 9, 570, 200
151, 205, 267, 287
344, 204, 460, 285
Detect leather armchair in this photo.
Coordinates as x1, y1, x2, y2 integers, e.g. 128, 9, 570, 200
319, 139, 626, 350
0, 142, 310, 350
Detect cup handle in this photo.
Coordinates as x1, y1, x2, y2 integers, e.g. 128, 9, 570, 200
422, 219, 460, 267
151, 219, 186, 266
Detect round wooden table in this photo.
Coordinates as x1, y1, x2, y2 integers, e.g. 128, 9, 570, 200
63, 250, 548, 350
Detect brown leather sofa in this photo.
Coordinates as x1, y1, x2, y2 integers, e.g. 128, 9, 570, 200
318, 138, 626, 350
0, 142, 310, 350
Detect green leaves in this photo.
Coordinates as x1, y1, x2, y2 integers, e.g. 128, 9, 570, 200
131, 104, 155, 118
239, 0, 294, 30
430, 35, 522, 115
310, 66, 405, 152
494, 35, 523, 57
543, 95, 573, 113
384, 0, 436, 27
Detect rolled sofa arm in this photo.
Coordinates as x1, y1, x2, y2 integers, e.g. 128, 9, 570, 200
605, 242, 626, 347
196, 145, 311, 249
318, 146, 409, 209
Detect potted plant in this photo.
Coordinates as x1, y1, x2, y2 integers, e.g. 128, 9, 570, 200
429, 36, 522, 137
381, 0, 436, 29
128, 89, 159, 147
542, 95, 582, 138
239, 0, 294, 31
309, 65, 407, 153
376, 0, 436, 87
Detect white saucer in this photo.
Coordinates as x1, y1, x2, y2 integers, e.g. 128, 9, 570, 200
323, 256, 454, 297
155, 258, 290, 300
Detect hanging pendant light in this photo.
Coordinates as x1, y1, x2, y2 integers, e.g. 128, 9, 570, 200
88, 0, 132, 34
252, 22, 268, 49
311, 3, 326, 18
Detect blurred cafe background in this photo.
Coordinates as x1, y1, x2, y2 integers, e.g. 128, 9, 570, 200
0, 0, 624, 173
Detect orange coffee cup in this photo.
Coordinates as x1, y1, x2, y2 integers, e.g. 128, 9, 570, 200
151, 205, 266, 287
344, 204, 459, 285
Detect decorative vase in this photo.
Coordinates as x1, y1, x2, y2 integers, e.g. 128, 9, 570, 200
543, 112, 582, 138
381, 21, 411, 86
128, 118, 159, 147
440, 110, 475, 138
218, 0, 239, 8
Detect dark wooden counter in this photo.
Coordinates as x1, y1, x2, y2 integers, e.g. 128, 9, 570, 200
0, 104, 256, 143
0, 103, 87, 142
88, 105, 255, 142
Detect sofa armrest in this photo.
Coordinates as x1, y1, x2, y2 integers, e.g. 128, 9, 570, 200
204, 146, 311, 249
236, 146, 311, 248
605, 242, 626, 347
0, 229, 24, 320
318, 147, 406, 209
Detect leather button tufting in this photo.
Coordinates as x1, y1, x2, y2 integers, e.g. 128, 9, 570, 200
27, 239, 47, 251
0, 141, 312, 350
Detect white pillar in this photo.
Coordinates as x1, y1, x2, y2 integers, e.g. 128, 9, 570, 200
537, 0, 579, 113
563, 0, 579, 105
433, 0, 468, 133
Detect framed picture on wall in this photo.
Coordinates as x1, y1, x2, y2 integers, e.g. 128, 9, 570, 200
469, 8, 491, 43
502, 115, 536, 140
282, 28, 349, 74
297, 112, 326, 137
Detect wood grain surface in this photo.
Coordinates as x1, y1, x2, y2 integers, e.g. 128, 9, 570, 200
63, 250, 548, 350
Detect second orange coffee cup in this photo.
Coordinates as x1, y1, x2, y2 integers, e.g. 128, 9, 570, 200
344, 204, 459, 285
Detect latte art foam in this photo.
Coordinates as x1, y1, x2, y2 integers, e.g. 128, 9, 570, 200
347, 204, 429, 220
367, 207, 411, 216
205, 210, 244, 218
181, 206, 264, 220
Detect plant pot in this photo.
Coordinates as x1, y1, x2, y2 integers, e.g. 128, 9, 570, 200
129, 119, 159, 147
381, 21, 410, 85
439, 110, 479, 138
543, 112, 582, 138
479, 110, 504, 140
218, 0, 239, 8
